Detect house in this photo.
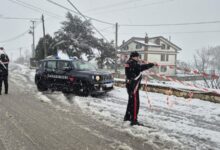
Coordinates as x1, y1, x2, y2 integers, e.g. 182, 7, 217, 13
119, 35, 182, 76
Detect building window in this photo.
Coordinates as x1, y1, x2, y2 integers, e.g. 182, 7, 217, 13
160, 66, 167, 72
155, 38, 160, 45
166, 54, 169, 61
123, 46, 129, 50
161, 44, 166, 49
161, 54, 169, 61
167, 45, 170, 50
161, 54, 165, 61
136, 44, 142, 49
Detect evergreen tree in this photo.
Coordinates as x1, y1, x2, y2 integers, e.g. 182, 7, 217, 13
51, 12, 97, 60
35, 34, 53, 60
96, 39, 116, 69
48, 12, 116, 69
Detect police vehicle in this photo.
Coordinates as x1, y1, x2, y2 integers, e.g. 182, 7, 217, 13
35, 58, 114, 96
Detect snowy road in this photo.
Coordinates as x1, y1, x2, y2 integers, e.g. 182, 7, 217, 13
0, 63, 220, 150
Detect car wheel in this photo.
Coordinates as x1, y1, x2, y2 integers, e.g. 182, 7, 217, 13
35, 77, 47, 91
79, 81, 90, 96
62, 90, 70, 94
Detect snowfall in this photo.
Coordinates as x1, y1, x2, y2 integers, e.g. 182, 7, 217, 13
9, 62, 220, 150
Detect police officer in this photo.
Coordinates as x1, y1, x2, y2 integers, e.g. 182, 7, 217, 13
124, 51, 155, 125
0, 47, 9, 95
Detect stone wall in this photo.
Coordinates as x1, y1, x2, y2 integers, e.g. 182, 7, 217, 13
114, 80, 220, 103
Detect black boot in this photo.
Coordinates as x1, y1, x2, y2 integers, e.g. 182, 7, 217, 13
124, 115, 131, 121
130, 120, 143, 126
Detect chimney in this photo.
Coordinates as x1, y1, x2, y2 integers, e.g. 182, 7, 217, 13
145, 33, 149, 44
122, 40, 125, 44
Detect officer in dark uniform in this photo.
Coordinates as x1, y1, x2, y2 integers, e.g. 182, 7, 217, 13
0, 47, 9, 95
124, 51, 155, 125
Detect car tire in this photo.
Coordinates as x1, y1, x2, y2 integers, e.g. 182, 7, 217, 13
35, 77, 47, 91
79, 80, 90, 97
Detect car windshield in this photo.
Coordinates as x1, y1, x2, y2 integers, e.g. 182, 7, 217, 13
72, 61, 96, 71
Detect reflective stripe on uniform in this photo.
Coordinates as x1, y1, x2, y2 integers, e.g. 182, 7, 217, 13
2, 62, 9, 64
134, 73, 142, 80
124, 64, 129, 67
133, 80, 140, 121
0, 61, 7, 69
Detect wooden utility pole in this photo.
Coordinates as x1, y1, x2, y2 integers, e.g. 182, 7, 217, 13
30, 20, 36, 58
42, 14, 47, 58
19, 47, 22, 58
115, 22, 118, 73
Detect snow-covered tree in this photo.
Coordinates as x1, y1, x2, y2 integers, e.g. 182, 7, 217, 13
96, 39, 116, 69
51, 12, 97, 60
37, 12, 116, 68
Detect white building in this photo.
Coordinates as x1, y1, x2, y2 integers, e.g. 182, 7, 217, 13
119, 35, 182, 76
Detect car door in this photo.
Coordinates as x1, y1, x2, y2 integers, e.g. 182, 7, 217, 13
56, 60, 70, 87
45, 60, 57, 88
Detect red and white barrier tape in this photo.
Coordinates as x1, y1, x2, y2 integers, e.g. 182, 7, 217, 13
144, 78, 152, 110
143, 71, 220, 95
144, 61, 219, 79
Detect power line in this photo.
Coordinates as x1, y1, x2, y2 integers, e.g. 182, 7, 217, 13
0, 29, 30, 43
84, 0, 146, 13
66, 0, 110, 42
46, 0, 114, 25
99, 25, 115, 32
120, 20, 220, 27
119, 30, 220, 35
8, 0, 63, 19
0, 22, 41, 43
0, 16, 40, 21
89, 0, 174, 15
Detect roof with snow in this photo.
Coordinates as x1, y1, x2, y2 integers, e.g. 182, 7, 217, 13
119, 36, 182, 51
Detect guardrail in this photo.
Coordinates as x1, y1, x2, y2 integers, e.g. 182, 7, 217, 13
114, 79, 220, 103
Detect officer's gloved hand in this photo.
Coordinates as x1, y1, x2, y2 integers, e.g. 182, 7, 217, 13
153, 63, 159, 67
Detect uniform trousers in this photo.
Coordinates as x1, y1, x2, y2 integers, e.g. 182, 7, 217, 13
124, 79, 140, 122
0, 75, 8, 94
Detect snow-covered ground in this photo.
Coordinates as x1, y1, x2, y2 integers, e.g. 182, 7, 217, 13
9, 63, 220, 150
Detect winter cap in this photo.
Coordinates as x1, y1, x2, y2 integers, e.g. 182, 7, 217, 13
130, 51, 139, 58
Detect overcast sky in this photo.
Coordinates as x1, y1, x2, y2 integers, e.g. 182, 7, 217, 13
0, 0, 220, 62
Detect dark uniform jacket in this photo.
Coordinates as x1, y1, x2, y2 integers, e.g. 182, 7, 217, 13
125, 58, 154, 81
0, 53, 9, 76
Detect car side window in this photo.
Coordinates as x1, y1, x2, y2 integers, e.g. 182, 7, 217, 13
46, 60, 57, 71
57, 61, 70, 70
38, 61, 43, 69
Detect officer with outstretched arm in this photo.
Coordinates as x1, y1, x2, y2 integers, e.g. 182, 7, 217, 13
124, 51, 155, 126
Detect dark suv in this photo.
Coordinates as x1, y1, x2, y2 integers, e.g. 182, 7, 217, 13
35, 58, 114, 96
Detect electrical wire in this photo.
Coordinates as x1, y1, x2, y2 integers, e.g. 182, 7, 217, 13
89, 0, 174, 15
100, 25, 115, 31
119, 30, 220, 35
8, 0, 63, 19
0, 29, 30, 43
0, 22, 41, 43
120, 20, 220, 27
0, 16, 40, 21
84, 0, 146, 13
46, 0, 114, 25
67, 0, 110, 42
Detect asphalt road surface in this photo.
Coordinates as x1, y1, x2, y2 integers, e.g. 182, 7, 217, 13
0, 78, 154, 150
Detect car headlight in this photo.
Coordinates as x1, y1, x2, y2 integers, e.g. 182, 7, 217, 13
95, 75, 100, 81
